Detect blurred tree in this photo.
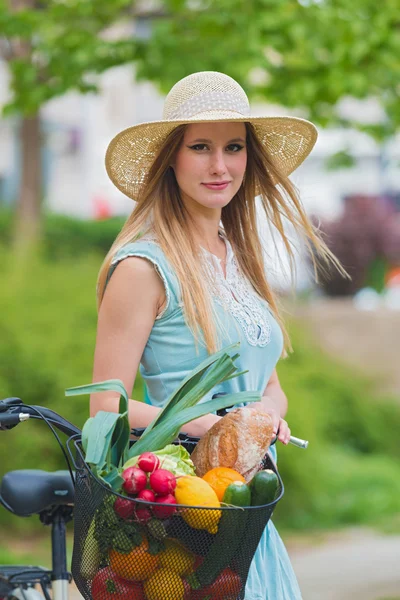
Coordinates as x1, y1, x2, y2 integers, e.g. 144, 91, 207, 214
0, 0, 156, 249
1, 0, 399, 248
134, 0, 399, 137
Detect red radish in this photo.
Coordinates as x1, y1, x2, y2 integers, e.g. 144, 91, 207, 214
114, 496, 135, 519
152, 494, 177, 519
122, 466, 147, 495
149, 469, 177, 495
137, 489, 156, 502
135, 506, 152, 523
137, 452, 160, 473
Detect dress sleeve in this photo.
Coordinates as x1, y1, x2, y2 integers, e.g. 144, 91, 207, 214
105, 240, 181, 320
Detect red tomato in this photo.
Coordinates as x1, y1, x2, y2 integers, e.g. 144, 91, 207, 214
91, 566, 145, 599
192, 567, 242, 599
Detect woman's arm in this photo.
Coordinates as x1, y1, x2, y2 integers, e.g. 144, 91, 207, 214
259, 368, 291, 445
90, 256, 220, 438
91, 395, 219, 438
261, 368, 288, 418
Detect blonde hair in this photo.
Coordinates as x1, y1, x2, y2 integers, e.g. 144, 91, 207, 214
97, 123, 348, 355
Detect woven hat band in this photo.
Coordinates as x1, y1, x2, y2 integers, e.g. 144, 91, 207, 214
165, 91, 250, 120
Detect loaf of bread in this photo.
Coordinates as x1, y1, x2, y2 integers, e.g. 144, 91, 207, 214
191, 406, 274, 482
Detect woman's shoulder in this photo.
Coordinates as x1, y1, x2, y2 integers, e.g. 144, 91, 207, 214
107, 234, 181, 312
110, 233, 171, 272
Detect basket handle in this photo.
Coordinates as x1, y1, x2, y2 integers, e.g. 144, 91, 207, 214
66, 434, 86, 473
131, 427, 200, 444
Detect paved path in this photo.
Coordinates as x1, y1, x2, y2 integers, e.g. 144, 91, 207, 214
287, 527, 400, 600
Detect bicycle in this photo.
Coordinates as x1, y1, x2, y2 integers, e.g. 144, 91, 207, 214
0, 396, 80, 600
0, 396, 307, 600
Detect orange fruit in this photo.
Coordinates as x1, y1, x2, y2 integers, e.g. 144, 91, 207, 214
109, 536, 159, 581
202, 467, 246, 501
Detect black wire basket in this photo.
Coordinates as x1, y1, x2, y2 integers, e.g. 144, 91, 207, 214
70, 437, 284, 600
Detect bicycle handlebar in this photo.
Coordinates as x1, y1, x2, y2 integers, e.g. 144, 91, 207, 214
0, 399, 81, 437
0, 412, 30, 427
0, 400, 199, 443
0, 398, 309, 448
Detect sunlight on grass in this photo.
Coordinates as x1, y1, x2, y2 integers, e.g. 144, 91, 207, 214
0, 532, 74, 569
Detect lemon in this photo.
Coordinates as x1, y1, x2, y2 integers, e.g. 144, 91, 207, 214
175, 475, 221, 534
144, 567, 185, 600
159, 539, 195, 576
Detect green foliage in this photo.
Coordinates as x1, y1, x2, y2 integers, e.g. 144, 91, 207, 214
274, 321, 400, 530
0, 209, 125, 257
134, 0, 400, 138
1, 0, 399, 136
0, 0, 139, 116
0, 246, 143, 531
0, 234, 399, 534
325, 150, 356, 171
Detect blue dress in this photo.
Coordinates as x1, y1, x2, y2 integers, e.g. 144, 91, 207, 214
108, 234, 303, 600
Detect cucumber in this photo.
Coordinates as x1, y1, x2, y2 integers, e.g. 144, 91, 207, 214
249, 469, 279, 506
187, 481, 250, 591
223, 481, 251, 507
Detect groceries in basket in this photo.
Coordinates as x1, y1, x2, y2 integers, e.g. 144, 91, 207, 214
66, 343, 282, 599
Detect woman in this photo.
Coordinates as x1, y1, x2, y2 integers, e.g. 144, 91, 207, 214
91, 71, 347, 599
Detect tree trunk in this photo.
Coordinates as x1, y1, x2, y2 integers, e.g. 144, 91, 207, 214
13, 112, 43, 253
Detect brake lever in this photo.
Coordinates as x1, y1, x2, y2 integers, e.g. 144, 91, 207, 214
0, 398, 23, 413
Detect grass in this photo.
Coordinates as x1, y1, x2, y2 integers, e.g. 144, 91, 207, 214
0, 531, 73, 568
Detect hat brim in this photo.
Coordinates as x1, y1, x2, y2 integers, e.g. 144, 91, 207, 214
105, 113, 318, 200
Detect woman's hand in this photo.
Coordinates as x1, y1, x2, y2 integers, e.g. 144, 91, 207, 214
273, 415, 291, 445
184, 412, 222, 438
251, 398, 291, 445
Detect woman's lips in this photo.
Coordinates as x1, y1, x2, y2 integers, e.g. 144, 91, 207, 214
202, 182, 230, 190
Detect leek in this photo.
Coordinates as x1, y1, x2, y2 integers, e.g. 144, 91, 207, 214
128, 391, 260, 457
66, 343, 261, 487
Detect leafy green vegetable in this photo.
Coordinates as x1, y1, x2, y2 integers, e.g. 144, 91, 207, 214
65, 380, 130, 491
81, 517, 100, 579
83, 411, 120, 467
123, 444, 195, 477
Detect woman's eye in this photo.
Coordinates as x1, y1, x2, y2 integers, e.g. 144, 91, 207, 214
188, 144, 244, 152
188, 144, 208, 151
227, 144, 244, 152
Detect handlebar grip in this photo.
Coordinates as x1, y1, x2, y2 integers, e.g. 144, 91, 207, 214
0, 412, 29, 429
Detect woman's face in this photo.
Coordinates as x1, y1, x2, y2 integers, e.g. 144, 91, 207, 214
172, 122, 247, 211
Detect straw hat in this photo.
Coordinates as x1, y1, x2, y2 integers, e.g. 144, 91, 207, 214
105, 71, 318, 200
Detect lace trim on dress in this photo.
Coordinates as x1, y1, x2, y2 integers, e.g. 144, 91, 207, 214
201, 237, 272, 347
139, 232, 272, 345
